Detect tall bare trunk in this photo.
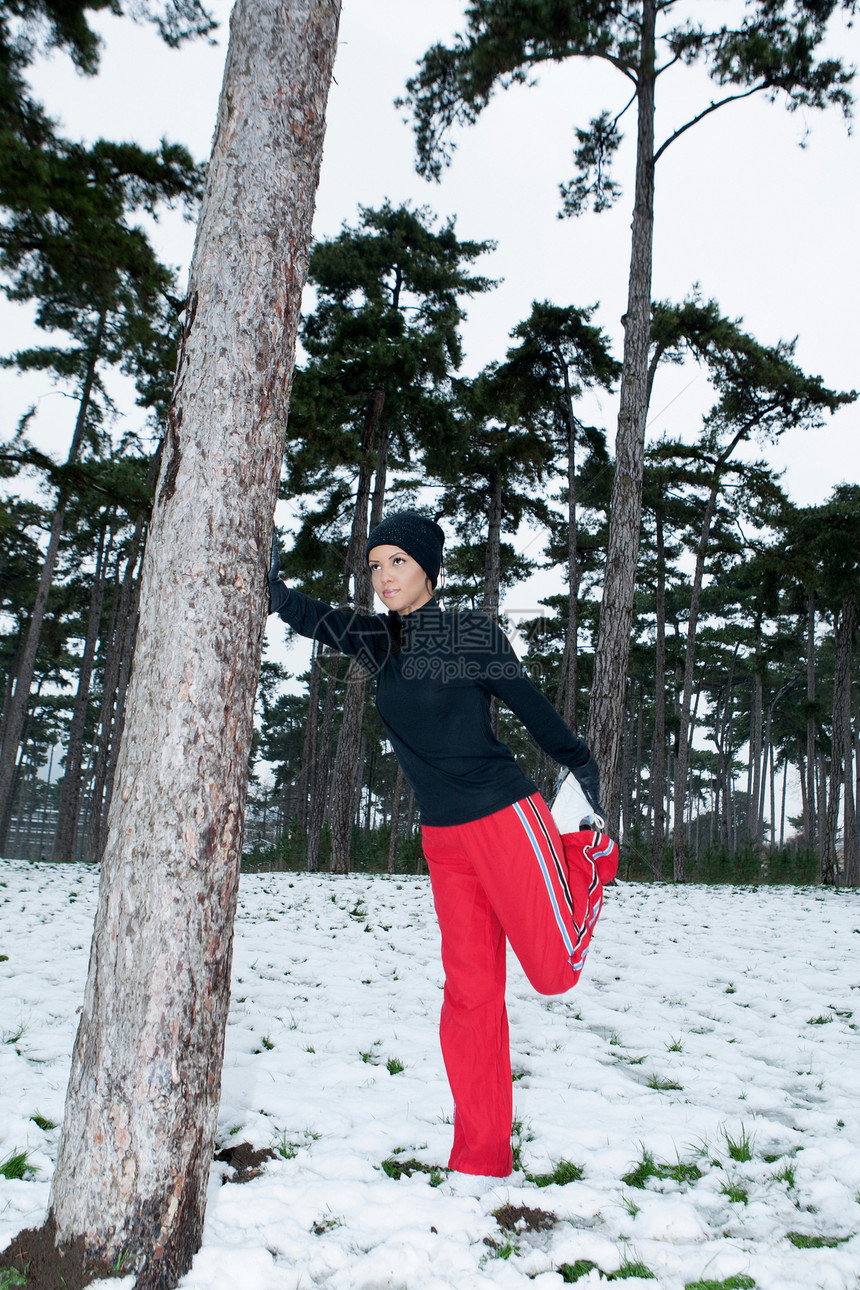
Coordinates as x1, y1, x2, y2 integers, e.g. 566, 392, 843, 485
621, 680, 633, 842
749, 666, 763, 846
53, 523, 113, 863
650, 503, 666, 879
388, 761, 404, 874
306, 651, 337, 871
672, 478, 719, 881
806, 587, 817, 846
587, 0, 656, 832
822, 596, 856, 885
48, 5, 340, 1284
482, 468, 503, 619
0, 311, 106, 849
296, 640, 322, 835
555, 366, 580, 729
329, 390, 386, 875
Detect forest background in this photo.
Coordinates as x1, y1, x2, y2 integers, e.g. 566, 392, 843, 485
1, 0, 859, 886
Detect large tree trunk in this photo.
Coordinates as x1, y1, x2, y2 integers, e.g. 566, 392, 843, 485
0, 311, 106, 850
53, 523, 113, 863
586, 0, 656, 833
47, 4, 340, 1285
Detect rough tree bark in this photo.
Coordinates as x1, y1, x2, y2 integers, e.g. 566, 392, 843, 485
586, 0, 656, 834
46, 3, 341, 1285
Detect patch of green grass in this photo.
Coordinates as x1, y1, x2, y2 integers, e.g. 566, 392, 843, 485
559, 1261, 599, 1283
483, 1237, 518, 1260
664, 1160, 703, 1185
261, 1036, 275, 1051
0, 1269, 29, 1289
771, 1163, 796, 1188
622, 1148, 660, 1189
667, 1036, 684, 1052
510, 1117, 534, 1173
0, 954, 9, 963
724, 1126, 754, 1163
525, 1158, 584, 1188
0, 1151, 36, 1181
622, 1147, 700, 1190
348, 901, 367, 921
2, 1024, 25, 1046
720, 1180, 749, 1205
29, 1112, 56, 1132
275, 1132, 301, 1160
386, 1057, 405, 1075
684, 1276, 755, 1290
607, 1258, 656, 1280
787, 1232, 851, 1248
646, 1074, 683, 1091
381, 1157, 447, 1185
806, 1015, 832, 1025
620, 1192, 640, 1218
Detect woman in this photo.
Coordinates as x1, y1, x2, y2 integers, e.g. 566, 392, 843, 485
269, 510, 615, 1178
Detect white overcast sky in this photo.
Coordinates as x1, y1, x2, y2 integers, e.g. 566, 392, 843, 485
2, 0, 858, 542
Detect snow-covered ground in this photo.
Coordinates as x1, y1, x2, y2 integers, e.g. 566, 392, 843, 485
1, 860, 859, 1290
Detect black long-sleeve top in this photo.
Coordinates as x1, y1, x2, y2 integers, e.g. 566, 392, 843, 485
278, 591, 600, 828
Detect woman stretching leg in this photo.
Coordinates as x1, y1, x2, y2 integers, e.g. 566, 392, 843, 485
269, 511, 616, 1177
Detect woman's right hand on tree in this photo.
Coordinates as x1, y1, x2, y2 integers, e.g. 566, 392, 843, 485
268, 531, 290, 616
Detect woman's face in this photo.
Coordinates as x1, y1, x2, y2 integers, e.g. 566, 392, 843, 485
368, 545, 433, 615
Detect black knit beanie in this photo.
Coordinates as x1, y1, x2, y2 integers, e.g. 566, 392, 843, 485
366, 511, 445, 586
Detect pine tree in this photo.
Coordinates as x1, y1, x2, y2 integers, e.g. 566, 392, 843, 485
400, 0, 856, 826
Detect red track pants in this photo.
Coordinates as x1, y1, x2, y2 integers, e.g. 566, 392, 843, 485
422, 793, 615, 1177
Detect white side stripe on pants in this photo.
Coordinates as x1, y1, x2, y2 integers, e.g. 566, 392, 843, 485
511, 799, 575, 960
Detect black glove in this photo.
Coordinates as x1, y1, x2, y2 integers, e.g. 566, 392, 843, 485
267, 532, 290, 616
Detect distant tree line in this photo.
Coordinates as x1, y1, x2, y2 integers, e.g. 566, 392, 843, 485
1, 0, 857, 885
